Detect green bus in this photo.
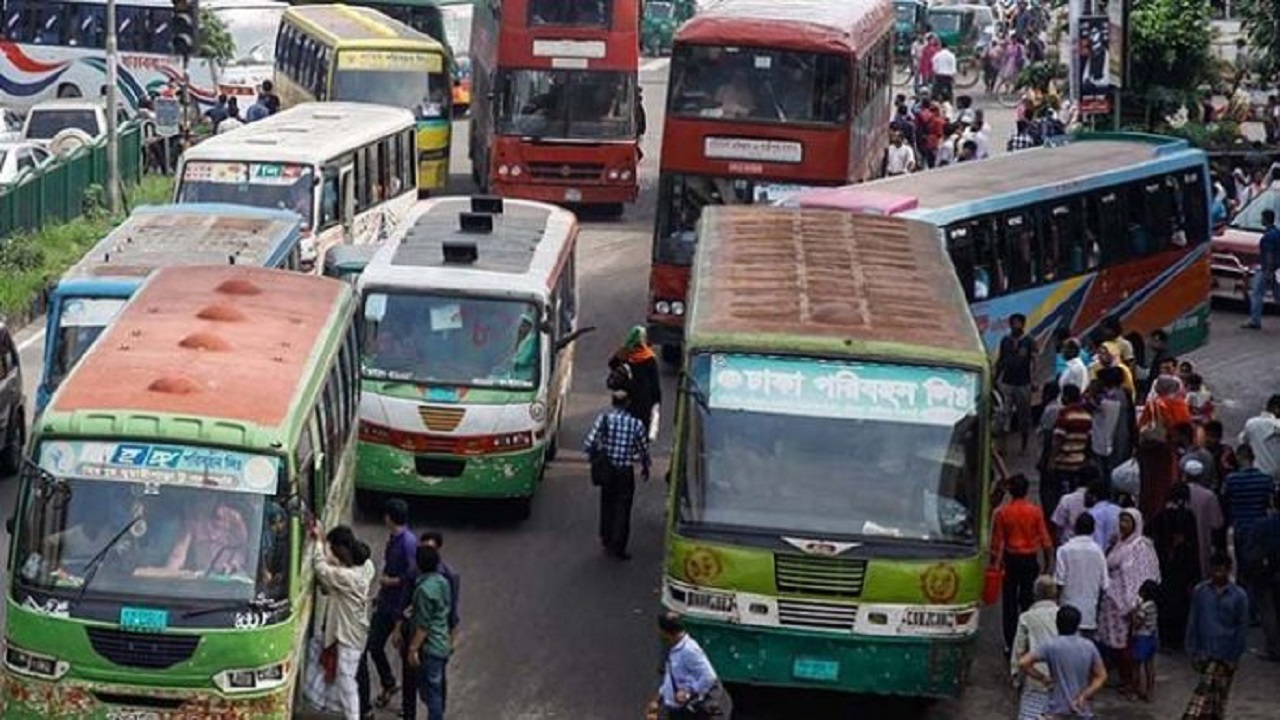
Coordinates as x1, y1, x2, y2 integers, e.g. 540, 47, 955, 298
3, 265, 360, 718
662, 206, 993, 701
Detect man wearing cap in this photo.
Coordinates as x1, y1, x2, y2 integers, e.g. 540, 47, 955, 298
1180, 459, 1226, 580
584, 390, 651, 560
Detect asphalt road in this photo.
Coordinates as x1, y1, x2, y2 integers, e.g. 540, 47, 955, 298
4, 63, 1280, 719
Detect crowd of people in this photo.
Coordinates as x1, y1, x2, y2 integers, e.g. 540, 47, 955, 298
990, 312, 1280, 718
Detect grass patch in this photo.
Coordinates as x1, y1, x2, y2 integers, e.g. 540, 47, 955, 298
0, 175, 175, 319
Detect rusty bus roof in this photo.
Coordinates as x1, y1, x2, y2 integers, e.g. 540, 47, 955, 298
686, 206, 984, 359
48, 266, 350, 428
677, 0, 894, 55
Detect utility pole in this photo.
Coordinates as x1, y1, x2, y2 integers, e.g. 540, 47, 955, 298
105, 0, 120, 213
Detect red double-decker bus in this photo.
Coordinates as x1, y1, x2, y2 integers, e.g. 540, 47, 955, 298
647, 0, 894, 358
469, 0, 641, 211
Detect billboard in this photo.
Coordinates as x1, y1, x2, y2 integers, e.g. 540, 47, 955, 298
1078, 15, 1112, 115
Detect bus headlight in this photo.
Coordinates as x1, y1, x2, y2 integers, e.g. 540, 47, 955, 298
4, 642, 69, 680
498, 165, 511, 177
654, 300, 671, 315
529, 401, 547, 422
608, 169, 620, 180
621, 169, 633, 181
214, 661, 289, 694
671, 301, 685, 316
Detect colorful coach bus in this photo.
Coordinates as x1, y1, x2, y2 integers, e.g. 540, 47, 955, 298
4, 265, 360, 718
174, 102, 419, 268
356, 196, 584, 519
469, 0, 642, 211
663, 206, 992, 700
790, 133, 1213, 374
275, 4, 453, 192
34, 203, 307, 415
647, 0, 895, 359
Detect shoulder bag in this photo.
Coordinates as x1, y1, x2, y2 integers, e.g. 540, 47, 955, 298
589, 413, 613, 487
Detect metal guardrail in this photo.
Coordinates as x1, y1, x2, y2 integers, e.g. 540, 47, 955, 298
0, 122, 144, 236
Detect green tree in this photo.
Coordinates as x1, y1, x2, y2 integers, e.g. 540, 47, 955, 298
1125, 0, 1214, 124
1237, 0, 1280, 76
199, 6, 235, 63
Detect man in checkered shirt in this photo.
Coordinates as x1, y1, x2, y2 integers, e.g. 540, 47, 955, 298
1007, 119, 1038, 152
584, 390, 651, 560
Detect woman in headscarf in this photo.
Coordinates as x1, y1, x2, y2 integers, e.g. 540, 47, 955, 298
1136, 376, 1192, 520
1097, 508, 1162, 699
607, 326, 662, 440
1147, 483, 1200, 651
1088, 341, 1135, 401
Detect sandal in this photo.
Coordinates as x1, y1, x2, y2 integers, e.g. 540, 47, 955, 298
375, 684, 400, 709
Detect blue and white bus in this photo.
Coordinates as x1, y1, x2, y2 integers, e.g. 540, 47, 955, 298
36, 203, 306, 412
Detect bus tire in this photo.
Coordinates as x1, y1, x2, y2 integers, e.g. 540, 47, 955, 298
0, 408, 23, 476
511, 495, 533, 521
660, 343, 682, 365
56, 83, 82, 99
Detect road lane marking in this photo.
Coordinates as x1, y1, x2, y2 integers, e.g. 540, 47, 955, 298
640, 57, 670, 74
17, 327, 45, 352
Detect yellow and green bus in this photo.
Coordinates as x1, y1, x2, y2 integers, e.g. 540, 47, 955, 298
662, 207, 993, 701
3, 265, 360, 718
275, 3, 452, 192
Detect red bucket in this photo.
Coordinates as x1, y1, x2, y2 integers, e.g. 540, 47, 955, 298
982, 566, 1004, 606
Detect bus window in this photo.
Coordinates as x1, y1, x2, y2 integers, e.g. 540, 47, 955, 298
945, 224, 976, 301
947, 219, 1002, 299
529, 0, 610, 27
1181, 170, 1209, 245
1000, 212, 1037, 289
1044, 201, 1083, 279
1090, 189, 1127, 266
1143, 179, 1175, 253
68, 3, 106, 48
320, 166, 340, 229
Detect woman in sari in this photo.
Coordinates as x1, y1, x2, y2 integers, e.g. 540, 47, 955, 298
1147, 483, 1200, 651
607, 326, 662, 441
1097, 508, 1162, 698
1137, 376, 1192, 521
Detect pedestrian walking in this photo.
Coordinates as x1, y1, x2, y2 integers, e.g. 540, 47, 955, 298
359, 499, 418, 714
884, 129, 917, 175
1222, 444, 1274, 583
1050, 465, 1100, 544
1132, 579, 1160, 701
992, 474, 1055, 654
1050, 384, 1093, 500
608, 326, 662, 441
1097, 508, 1161, 698
1244, 492, 1280, 661
1137, 376, 1192, 521
931, 40, 957, 102
647, 612, 722, 720
1054, 513, 1109, 636
1149, 483, 1201, 650
1203, 421, 1239, 487
1017, 605, 1108, 718
407, 545, 453, 720
1183, 553, 1250, 719
995, 313, 1037, 454
1240, 208, 1279, 330
1084, 480, 1121, 552
1179, 463, 1226, 582
304, 525, 376, 720
1089, 367, 1126, 482
1238, 394, 1280, 480
393, 532, 461, 720
584, 390, 651, 560
1036, 382, 1063, 514
1009, 575, 1060, 720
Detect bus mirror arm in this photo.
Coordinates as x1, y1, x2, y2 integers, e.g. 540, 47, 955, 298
554, 325, 597, 352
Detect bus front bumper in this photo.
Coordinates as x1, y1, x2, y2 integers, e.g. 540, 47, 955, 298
1, 672, 291, 719
356, 442, 545, 499
677, 615, 976, 699
490, 179, 638, 205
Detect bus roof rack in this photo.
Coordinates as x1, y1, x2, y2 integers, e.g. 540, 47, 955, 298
459, 212, 493, 235
442, 240, 479, 264
472, 195, 504, 214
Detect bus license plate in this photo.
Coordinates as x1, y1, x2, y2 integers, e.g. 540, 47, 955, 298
792, 657, 840, 682
120, 607, 169, 632
564, 189, 582, 202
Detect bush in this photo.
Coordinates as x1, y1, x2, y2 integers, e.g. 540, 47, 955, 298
0, 174, 174, 319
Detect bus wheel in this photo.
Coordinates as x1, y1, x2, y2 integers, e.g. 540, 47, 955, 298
56, 83, 82, 98
660, 343, 682, 366
511, 496, 533, 521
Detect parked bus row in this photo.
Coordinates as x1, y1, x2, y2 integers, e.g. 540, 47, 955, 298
3, 190, 585, 716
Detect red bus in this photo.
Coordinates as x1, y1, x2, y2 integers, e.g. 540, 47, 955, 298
647, 0, 894, 358
469, 0, 641, 210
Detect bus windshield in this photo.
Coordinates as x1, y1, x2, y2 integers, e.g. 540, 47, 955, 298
213, 3, 285, 65
50, 297, 128, 391
177, 162, 315, 227
656, 174, 823, 265
333, 60, 450, 119
498, 70, 636, 140
678, 354, 980, 545
529, 0, 610, 26
669, 45, 851, 124
18, 442, 290, 609
362, 292, 541, 390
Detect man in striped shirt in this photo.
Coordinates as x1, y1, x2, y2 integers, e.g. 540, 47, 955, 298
585, 390, 651, 560
1050, 384, 1094, 498
1223, 444, 1276, 590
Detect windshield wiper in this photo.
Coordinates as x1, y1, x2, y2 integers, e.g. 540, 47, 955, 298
182, 595, 288, 620
678, 370, 711, 413
73, 516, 141, 609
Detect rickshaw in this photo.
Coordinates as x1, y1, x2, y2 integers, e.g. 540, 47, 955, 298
893, 0, 928, 58
642, 0, 696, 56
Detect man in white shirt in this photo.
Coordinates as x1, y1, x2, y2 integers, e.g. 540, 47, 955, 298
1050, 479, 1090, 542
1057, 338, 1089, 392
1239, 394, 1280, 480
931, 42, 957, 102
1054, 513, 1108, 634
884, 130, 916, 176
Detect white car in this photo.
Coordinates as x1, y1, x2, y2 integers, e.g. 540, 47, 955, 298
21, 98, 129, 154
0, 141, 52, 185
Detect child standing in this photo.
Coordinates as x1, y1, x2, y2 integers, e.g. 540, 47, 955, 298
1185, 373, 1214, 426
1131, 580, 1160, 702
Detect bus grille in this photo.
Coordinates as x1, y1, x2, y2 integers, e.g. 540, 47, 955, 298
777, 598, 857, 631
527, 162, 604, 182
86, 628, 200, 669
419, 406, 465, 432
774, 555, 868, 598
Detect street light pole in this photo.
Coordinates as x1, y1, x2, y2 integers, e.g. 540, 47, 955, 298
106, 0, 121, 214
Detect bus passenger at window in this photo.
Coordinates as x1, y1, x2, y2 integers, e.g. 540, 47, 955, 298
261, 503, 290, 591
137, 500, 250, 578
714, 70, 755, 119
